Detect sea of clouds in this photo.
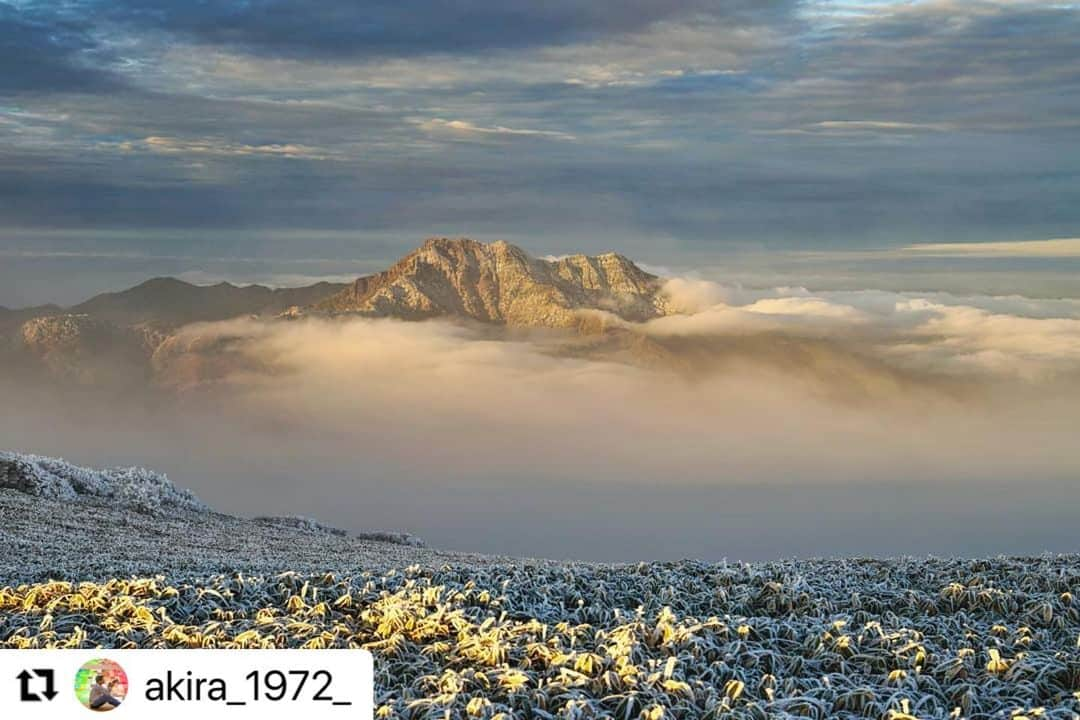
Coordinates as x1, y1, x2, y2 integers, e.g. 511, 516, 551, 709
3, 276, 1078, 560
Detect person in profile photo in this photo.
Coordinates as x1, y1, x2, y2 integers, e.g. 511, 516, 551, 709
88, 673, 123, 711
76, 658, 128, 712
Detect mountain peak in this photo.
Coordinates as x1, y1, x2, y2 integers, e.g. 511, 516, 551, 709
418, 236, 528, 261
135, 276, 198, 290
314, 238, 667, 327
421, 236, 475, 251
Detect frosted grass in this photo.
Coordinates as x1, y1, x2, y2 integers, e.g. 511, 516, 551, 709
1, 452, 1077, 718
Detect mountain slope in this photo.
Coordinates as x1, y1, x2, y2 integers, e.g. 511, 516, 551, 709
0, 304, 63, 334
6, 278, 343, 385
313, 238, 669, 327
72, 277, 347, 329
19, 314, 153, 384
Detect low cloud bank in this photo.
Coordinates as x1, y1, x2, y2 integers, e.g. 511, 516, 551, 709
3, 278, 1079, 560
653, 279, 1080, 381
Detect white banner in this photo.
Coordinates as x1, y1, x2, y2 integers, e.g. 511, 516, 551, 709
0, 649, 372, 718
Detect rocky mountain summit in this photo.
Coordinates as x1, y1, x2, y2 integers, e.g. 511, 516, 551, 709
313, 238, 670, 327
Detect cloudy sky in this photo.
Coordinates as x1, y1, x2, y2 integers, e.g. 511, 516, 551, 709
2, 0, 1080, 304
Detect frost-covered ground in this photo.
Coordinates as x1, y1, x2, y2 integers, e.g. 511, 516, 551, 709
0, 486, 502, 582
1, 454, 1078, 719
0, 450, 440, 581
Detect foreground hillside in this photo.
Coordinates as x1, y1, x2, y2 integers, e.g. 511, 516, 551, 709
0, 451, 477, 580
1, 456, 1078, 719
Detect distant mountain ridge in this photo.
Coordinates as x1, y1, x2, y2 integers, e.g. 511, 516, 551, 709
4, 275, 348, 385
71, 276, 349, 328
3, 238, 678, 386
7, 239, 668, 329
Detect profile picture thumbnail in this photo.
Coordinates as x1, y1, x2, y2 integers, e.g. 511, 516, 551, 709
74, 658, 128, 712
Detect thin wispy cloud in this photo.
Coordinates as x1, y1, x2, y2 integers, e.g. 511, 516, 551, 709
417, 119, 576, 142
112, 135, 334, 160
814, 120, 953, 133
759, 120, 956, 138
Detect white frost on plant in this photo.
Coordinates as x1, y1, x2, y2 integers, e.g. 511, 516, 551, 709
253, 515, 426, 546
355, 530, 427, 548
254, 515, 349, 537
0, 450, 209, 516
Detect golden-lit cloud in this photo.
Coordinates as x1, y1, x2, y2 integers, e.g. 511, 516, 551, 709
900, 238, 1080, 258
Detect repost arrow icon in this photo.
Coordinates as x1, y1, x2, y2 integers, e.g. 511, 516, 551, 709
17, 669, 41, 702
16, 668, 56, 702
35, 669, 57, 700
